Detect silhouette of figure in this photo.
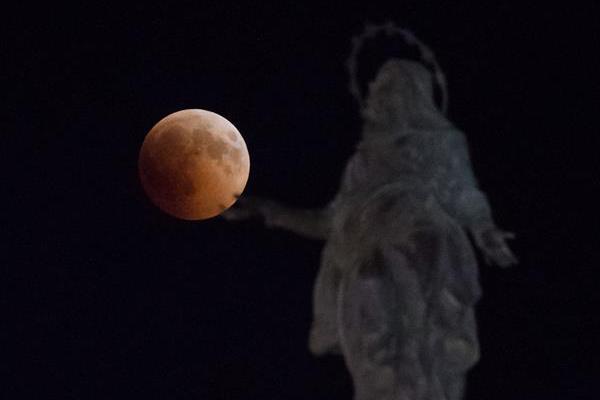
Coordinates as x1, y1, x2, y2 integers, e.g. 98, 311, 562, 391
224, 25, 516, 400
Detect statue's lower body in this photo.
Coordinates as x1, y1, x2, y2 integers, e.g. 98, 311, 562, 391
310, 194, 482, 400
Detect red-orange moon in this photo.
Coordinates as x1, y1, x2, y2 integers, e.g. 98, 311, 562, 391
139, 109, 250, 220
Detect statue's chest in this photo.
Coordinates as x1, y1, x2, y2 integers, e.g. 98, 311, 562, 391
356, 135, 446, 185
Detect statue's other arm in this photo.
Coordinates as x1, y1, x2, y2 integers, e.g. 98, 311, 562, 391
443, 131, 517, 267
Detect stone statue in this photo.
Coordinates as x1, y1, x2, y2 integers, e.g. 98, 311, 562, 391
223, 24, 517, 400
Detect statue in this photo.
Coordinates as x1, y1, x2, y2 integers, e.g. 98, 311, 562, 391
223, 24, 517, 400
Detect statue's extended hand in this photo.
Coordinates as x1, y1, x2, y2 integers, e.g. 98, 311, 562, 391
472, 227, 518, 268
222, 196, 281, 227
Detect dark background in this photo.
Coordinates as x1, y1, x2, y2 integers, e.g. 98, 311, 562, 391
4, 1, 597, 399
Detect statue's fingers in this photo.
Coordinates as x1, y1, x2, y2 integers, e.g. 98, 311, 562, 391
502, 231, 516, 240
221, 207, 255, 221
221, 209, 240, 221
496, 247, 518, 268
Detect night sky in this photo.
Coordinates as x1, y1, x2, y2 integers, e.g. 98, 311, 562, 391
5, 2, 597, 399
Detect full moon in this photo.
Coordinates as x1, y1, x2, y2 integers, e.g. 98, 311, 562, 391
139, 109, 250, 220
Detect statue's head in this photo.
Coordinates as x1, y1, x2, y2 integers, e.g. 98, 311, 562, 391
361, 59, 443, 133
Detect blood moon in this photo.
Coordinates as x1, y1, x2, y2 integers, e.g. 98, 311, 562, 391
139, 109, 250, 220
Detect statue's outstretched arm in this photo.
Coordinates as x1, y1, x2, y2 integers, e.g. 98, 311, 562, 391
449, 187, 516, 267
222, 196, 332, 241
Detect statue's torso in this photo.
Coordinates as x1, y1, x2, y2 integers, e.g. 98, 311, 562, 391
322, 125, 482, 302
333, 127, 470, 216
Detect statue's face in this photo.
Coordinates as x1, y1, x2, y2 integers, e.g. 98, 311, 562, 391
362, 59, 435, 128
